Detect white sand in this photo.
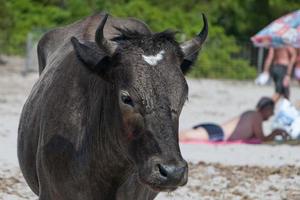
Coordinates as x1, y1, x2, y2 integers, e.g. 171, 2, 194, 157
1, 56, 300, 199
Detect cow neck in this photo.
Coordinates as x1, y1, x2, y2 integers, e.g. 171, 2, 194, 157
82, 75, 131, 187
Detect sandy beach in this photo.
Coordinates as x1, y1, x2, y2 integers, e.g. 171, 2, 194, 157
1, 56, 300, 200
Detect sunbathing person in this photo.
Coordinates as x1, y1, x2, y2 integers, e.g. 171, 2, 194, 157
179, 97, 288, 142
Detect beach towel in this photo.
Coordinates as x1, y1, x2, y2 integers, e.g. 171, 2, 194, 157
180, 138, 262, 145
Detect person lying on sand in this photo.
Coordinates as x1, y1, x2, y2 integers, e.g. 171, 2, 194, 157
180, 97, 288, 142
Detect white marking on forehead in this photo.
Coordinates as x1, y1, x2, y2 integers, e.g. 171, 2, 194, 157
142, 50, 165, 66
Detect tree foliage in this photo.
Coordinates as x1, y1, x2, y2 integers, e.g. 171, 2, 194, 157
0, 0, 299, 79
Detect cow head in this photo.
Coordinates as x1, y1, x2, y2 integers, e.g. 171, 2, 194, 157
71, 14, 207, 191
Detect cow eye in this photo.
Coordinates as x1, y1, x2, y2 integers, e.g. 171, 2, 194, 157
171, 109, 178, 117
121, 91, 134, 107
171, 109, 177, 114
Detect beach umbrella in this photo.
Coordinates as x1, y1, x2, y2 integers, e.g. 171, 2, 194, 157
251, 10, 300, 48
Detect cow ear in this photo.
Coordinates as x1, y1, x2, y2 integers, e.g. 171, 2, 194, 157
180, 51, 199, 74
71, 37, 112, 74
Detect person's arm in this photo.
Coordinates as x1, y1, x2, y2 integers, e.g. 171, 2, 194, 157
263, 48, 274, 73
252, 119, 268, 141
262, 129, 288, 141
253, 119, 288, 141
287, 47, 297, 76
283, 47, 297, 87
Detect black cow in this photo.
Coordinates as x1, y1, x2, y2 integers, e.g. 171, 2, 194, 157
18, 12, 207, 200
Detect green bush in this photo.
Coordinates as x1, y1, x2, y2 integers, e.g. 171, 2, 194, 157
190, 24, 256, 79
0, 0, 298, 79
105, 0, 256, 79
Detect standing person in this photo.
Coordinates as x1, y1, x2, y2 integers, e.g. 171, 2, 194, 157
179, 97, 288, 142
262, 47, 296, 102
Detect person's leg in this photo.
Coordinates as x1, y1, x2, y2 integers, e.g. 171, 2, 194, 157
270, 65, 281, 102
179, 127, 209, 141
271, 64, 288, 102
282, 86, 290, 100
281, 66, 289, 100
296, 71, 300, 107
272, 93, 281, 103
272, 76, 282, 102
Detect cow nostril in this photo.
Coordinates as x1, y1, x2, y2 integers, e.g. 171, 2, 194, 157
157, 164, 168, 178
156, 163, 187, 185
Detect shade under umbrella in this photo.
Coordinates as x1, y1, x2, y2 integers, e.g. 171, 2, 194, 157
251, 10, 300, 48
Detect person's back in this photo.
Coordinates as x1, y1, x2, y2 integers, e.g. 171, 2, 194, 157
223, 111, 260, 141
179, 97, 288, 142
273, 47, 292, 66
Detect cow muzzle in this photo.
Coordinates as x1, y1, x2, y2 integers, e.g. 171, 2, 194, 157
139, 157, 188, 191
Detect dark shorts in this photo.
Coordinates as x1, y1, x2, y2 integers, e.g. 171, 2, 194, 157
270, 64, 289, 97
193, 123, 224, 141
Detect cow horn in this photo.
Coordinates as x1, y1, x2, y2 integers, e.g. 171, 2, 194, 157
95, 13, 118, 55
180, 14, 208, 57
